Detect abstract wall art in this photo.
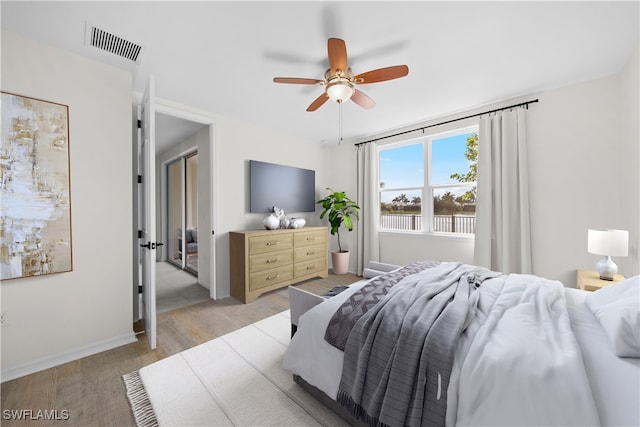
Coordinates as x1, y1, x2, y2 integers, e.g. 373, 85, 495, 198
1, 92, 72, 280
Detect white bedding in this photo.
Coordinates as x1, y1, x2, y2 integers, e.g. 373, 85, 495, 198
565, 287, 640, 426
283, 279, 369, 398
448, 274, 598, 426
283, 274, 640, 426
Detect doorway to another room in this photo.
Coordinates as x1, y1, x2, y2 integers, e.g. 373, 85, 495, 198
154, 110, 214, 314
134, 78, 217, 348
158, 150, 208, 313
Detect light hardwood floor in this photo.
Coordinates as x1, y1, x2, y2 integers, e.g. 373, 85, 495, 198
1, 272, 360, 427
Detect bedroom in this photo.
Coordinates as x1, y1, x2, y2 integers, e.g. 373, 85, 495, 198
0, 1, 638, 425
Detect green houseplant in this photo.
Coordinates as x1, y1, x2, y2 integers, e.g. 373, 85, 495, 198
317, 188, 360, 274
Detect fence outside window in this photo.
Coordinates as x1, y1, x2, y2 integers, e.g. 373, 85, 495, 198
380, 214, 476, 234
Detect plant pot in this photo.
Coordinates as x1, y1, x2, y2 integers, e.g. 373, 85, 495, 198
331, 250, 350, 275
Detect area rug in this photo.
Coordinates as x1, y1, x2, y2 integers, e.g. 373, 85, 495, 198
123, 310, 348, 426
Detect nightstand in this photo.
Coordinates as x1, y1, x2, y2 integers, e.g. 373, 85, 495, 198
576, 269, 625, 291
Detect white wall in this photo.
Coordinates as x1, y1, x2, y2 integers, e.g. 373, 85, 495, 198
328, 43, 639, 286
195, 127, 213, 290
620, 41, 640, 277
1, 31, 135, 380
527, 45, 639, 285
214, 116, 328, 298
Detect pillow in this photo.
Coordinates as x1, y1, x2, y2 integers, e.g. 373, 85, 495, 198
363, 268, 384, 279
585, 275, 640, 357
185, 228, 196, 243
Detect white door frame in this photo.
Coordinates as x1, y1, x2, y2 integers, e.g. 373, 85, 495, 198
153, 102, 217, 299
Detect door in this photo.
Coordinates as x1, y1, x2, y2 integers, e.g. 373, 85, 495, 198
140, 76, 157, 349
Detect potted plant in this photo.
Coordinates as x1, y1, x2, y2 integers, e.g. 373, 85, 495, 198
317, 188, 360, 275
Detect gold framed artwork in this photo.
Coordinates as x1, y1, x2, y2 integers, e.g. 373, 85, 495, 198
1, 92, 73, 280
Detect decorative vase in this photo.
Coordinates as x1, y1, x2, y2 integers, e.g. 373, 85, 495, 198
331, 251, 350, 275
289, 218, 306, 229
280, 217, 290, 229
263, 215, 280, 230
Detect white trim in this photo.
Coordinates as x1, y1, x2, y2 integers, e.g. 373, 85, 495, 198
1, 332, 137, 383
208, 123, 217, 300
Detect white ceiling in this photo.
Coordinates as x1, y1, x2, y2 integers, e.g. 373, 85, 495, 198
2, 1, 638, 147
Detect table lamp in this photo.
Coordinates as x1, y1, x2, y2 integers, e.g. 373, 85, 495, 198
587, 229, 629, 280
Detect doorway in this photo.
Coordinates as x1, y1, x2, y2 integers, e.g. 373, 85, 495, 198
134, 103, 217, 323
159, 150, 206, 313
155, 113, 211, 314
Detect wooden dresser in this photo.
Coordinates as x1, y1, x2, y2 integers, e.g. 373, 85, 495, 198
229, 226, 328, 303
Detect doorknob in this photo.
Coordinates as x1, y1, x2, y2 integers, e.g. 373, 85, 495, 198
140, 242, 164, 249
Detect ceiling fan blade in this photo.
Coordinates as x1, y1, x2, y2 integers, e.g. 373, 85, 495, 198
354, 65, 409, 84
307, 93, 329, 112
328, 38, 348, 75
351, 89, 376, 109
273, 77, 324, 85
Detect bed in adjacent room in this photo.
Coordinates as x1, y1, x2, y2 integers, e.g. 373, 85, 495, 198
283, 260, 640, 427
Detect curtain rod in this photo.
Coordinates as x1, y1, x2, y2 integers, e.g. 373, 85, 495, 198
354, 99, 539, 146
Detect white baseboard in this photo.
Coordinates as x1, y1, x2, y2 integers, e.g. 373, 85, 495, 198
1, 332, 137, 383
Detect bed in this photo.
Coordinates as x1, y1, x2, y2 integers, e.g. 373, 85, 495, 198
283, 260, 640, 427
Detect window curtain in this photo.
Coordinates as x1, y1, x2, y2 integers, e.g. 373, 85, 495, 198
473, 108, 532, 274
354, 142, 380, 275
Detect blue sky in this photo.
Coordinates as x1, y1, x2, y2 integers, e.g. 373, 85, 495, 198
379, 132, 474, 188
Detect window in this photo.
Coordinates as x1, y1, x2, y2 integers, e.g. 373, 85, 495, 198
378, 126, 478, 235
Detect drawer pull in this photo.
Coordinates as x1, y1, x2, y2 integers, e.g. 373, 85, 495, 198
306, 237, 315, 241
266, 274, 280, 280
306, 265, 316, 270
306, 251, 315, 255
266, 258, 280, 263
266, 241, 280, 246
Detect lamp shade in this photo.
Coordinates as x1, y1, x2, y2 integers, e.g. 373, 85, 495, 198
587, 229, 629, 256
326, 81, 354, 102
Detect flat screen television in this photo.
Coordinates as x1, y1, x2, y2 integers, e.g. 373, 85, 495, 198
249, 160, 316, 213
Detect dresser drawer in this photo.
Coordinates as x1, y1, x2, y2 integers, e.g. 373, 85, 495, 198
249, 265, 293, 291
294, 259, 326, 278
249, 234, 293, 254
294, 229, 326, 247
294, 243, 325, 263
249, 249, 293, 273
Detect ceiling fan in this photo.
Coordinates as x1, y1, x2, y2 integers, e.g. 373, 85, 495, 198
273, 38, 409, 112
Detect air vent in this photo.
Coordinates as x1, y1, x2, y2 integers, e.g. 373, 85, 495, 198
85, 23, 144, 63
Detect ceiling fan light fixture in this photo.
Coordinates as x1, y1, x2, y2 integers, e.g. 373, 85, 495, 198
326, 80, 354, 102
273, 38, 408, 112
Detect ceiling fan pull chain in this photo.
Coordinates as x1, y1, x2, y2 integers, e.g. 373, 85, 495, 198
338, 101, 343, 144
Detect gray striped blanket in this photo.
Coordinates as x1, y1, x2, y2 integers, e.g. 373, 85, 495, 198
332, 262, 500, 427
325, 260, 440, 351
